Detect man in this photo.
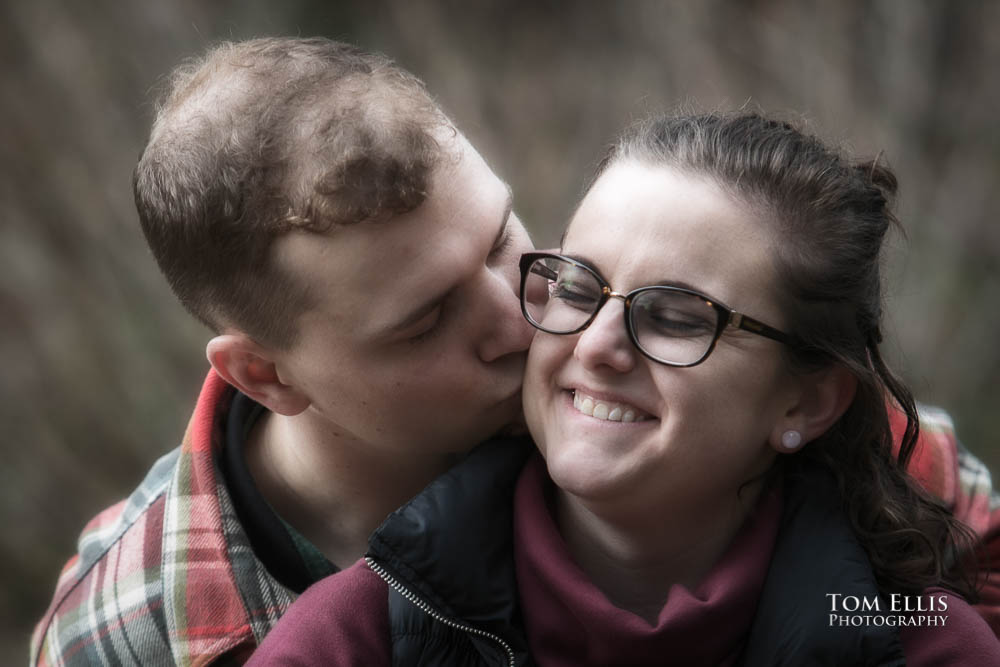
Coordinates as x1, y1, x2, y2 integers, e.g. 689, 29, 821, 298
31, 37, 1000, 666
31, 37, 533, 665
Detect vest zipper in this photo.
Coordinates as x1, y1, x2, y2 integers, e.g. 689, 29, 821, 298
364, 556, 516, 667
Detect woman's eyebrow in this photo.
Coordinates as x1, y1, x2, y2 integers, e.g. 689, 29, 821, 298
648, 278, 703, 292
558, 251, 706, 293
559, 252, 601, 271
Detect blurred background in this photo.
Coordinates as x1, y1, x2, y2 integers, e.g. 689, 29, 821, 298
2, 0, 998, 662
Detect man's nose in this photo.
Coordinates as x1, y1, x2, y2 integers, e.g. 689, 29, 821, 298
477, 268, 535, 363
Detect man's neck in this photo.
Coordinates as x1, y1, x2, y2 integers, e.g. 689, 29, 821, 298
244, 409, 459, 570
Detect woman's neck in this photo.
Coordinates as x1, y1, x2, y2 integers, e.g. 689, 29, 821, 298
554, 481, 765, 624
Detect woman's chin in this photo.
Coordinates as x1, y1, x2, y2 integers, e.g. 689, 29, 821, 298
542, 448, 631, 503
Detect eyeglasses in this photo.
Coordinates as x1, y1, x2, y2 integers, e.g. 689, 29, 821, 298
519, 252, 796, 367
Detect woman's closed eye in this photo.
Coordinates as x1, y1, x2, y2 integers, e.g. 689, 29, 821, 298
550, 281, 601, 309
645, 308, 714, 338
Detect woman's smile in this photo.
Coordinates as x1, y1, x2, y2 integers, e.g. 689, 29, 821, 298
570, 389, 654, 423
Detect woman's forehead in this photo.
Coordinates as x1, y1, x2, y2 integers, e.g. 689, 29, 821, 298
562, 162, 781, 316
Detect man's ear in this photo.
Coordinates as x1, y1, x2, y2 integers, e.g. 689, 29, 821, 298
770, 364, 857, 453
206, 334, 311, 416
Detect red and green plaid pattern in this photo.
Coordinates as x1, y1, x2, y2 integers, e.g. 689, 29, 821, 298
893, 404, 1000, 634
31, 371, 296, 666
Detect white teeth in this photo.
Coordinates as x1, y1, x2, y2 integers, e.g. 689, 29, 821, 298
572, 391, 648, 423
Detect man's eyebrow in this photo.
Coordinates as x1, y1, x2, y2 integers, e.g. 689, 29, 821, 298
489, 185, 515, 255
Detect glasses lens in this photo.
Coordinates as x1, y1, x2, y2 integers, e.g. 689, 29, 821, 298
630, 289, 720, 364
523, 257, 603, 333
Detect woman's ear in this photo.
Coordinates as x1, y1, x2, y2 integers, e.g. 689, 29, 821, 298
771, 364, 857, 453
206, 334, 311, 416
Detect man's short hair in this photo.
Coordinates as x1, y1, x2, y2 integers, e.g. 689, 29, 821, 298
134, 37, 450, 347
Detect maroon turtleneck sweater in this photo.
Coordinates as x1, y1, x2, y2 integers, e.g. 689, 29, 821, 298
513, 454, 780, 665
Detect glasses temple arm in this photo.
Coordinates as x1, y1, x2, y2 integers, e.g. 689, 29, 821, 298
729, 311, 796, 346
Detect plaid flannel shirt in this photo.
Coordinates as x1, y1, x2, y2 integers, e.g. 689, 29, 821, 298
31, 371, 296, 666
889, 403, 1000, 633
31, 372, 1000, 665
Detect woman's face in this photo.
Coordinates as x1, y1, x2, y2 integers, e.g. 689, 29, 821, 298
523, 162, 803, 511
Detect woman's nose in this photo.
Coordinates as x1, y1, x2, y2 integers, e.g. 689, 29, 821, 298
573, 299, 636, 373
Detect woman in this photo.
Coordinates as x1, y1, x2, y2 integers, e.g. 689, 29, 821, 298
250, 112, 999, 665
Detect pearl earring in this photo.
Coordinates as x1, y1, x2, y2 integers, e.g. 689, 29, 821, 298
780, 430, 803, 452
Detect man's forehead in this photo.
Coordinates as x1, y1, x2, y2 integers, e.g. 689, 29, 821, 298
275, 132, 511, 329
274, 221, 436, 323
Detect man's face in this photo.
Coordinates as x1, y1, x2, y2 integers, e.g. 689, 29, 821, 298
272, 133, 535, 455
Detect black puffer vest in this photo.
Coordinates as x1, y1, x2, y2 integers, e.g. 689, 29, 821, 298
365, 439, 904, 666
